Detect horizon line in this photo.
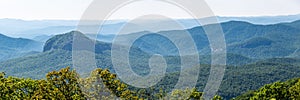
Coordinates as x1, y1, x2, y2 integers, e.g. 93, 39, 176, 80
1, 13, 300, 21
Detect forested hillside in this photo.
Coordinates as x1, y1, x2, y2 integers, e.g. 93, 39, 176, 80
0, 33, 42, 61
1, 20, 300, 99
0, 67, 223, 100
114, 20, 300, 59
235, 77, 300, 100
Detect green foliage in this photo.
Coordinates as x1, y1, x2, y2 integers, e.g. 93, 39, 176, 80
2, 57, 300, 99
235, 78, 300, 100
80, 68, 139, 99
32, 67, 85, 99
0, 67, 85, 99
165, 88, 222, 100
0, 74, 39, 99
79, 69, 116, 99
289, 79, 300, 99
250, 82, 289, 99
218, 59, 300, 99
0, 67, 224, 100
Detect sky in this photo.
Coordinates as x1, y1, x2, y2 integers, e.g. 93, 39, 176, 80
0, 0, 299, 20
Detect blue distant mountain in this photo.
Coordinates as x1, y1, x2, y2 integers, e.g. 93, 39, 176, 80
1, 14, 300, 39
2, 19, 300, 76
2, 18, 299, 63
105, 20, 300, 59
0, 19, 126, 38
0, 33, 43, 61
218, 14, 300, 25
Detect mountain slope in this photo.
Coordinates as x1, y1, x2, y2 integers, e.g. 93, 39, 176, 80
0, 31, 100, 79
0, 33, 43, 61
0, 31, 145, 79
1, 28, 300, 99
109, 20, 300, 59
0, 50, 72, 79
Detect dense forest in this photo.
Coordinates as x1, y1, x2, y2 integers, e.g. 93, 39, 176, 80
234, 77, 300, 100
1, 66, 300, 99
0, 67, 223, 100
1, 30, 300, 99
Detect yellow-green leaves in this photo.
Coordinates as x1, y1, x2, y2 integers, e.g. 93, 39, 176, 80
0, 75, 38, 100
32, 67, 85, 100
0, 67, 223, 100
247, 78, 300, 100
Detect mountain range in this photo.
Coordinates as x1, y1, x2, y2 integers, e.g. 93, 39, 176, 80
1, 19, 300, 99
107, 20, 300, 59
1, 14, 300, 40
2, 19, 300, 76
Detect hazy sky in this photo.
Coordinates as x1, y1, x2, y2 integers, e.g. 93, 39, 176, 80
0, 0, 299, 20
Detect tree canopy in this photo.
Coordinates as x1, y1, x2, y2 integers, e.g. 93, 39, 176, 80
0, 67, 222, 100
